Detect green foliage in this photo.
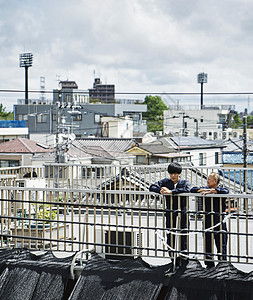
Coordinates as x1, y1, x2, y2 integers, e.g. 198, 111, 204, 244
247, 115, 253, 128
0, 104, 13, 120
231, 112, 242, 129
37, 204, 57, 223
142, 95, 167, 133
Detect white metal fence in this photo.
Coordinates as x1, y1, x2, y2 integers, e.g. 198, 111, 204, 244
0, 184, 252, 265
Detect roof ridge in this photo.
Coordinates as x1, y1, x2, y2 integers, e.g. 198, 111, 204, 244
19, 138, 34, 152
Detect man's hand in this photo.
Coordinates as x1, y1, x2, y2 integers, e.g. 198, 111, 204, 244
160, 187, 172, 195
199, 188, 217, 195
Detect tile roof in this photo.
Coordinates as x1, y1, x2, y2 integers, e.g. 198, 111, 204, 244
74, 138, 137, 152
137, 143, 175, 154
171, 136, 219, 147
0, 138, 54, 153
71, 141, 133, 159
219, 138, 253, 153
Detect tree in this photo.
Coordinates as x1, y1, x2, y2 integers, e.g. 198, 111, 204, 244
230, 112, 242, 129
142, 95, 167, 133
0, 104, 13, 120
247, 115, 253, 128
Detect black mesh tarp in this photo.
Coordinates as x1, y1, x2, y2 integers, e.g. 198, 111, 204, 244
0, 248, 73, 300
165, 260, 253, 300
0, 248, 32, 275
68, 253, 170, 300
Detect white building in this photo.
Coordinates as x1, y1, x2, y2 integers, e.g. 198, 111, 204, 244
0, 120, 28, 143
163, 105, 235, 140
101, 116, 133, 138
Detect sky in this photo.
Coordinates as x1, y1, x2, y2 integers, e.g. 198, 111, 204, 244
1, 0, 253, 112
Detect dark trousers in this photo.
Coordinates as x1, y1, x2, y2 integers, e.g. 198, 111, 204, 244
166, 207, 188, 258
204, 213, 227, 266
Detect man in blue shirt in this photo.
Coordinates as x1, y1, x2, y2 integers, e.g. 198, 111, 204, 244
149, 162, 190, 260
190, 172, 228, 268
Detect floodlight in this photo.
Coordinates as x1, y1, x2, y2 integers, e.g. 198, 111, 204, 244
19, 53, 33, 67
19, 52, 33, 104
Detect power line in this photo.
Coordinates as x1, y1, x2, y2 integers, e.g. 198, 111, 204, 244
2, 88, 253, 96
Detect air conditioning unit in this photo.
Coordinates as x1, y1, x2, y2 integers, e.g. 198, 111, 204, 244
95, 227, 142, 259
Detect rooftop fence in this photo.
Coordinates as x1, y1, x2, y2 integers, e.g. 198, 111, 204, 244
0, 186, 252, 266
0, 164, 252, 193
0, 164, 253, 266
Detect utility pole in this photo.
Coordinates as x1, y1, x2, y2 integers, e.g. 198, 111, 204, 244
55, 103, 60, 163
243, 116, 247, 192
194, 118, 199, 137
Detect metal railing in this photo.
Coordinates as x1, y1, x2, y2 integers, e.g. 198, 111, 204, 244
0, 185, 253, 266
1, 164, 253, 192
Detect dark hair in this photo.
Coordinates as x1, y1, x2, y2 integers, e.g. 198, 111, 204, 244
167, 162, 182, 174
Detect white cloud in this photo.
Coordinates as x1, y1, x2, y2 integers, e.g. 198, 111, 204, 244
1, 0, 253, 111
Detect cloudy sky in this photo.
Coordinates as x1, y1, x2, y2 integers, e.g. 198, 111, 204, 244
1, 0, 253, 112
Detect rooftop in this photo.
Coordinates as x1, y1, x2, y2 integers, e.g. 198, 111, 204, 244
0, 138, 54, 153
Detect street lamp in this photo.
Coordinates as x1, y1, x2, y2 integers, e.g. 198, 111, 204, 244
197, 72, 208, 109
19, 53, 33, 104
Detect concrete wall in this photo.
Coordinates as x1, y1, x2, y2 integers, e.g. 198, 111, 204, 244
14, 103, 147, 138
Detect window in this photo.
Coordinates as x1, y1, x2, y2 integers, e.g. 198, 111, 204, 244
73, 114, 82, 121
94, 114, 101, 123
158, 158, 167, 164
18, 114, 28, 121
215, 152, 221, 164
136, 155, 146, 165
36, 114, 47, 123
66, 95, 72, 103
199, 153, 206, 166
0, 160, 19, 168
82, 167, 105, 178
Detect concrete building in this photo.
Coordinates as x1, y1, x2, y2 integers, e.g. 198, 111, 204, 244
53, 80, 88, 105
0, 138, 54, 167
163, 104, 235, 140
14, 81, 147, 141
89, 78, 115, 103
100, 116, 133, 138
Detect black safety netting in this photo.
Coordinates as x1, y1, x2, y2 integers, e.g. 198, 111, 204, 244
0, 248, 74, 300
0, 248, 253, 300
165, 259, 253, 300
0, 248, 32, 275
68, 253, 171, 300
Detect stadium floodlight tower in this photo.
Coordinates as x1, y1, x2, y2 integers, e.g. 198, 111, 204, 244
19, 52, 33, 104
197, 72, 208, 109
